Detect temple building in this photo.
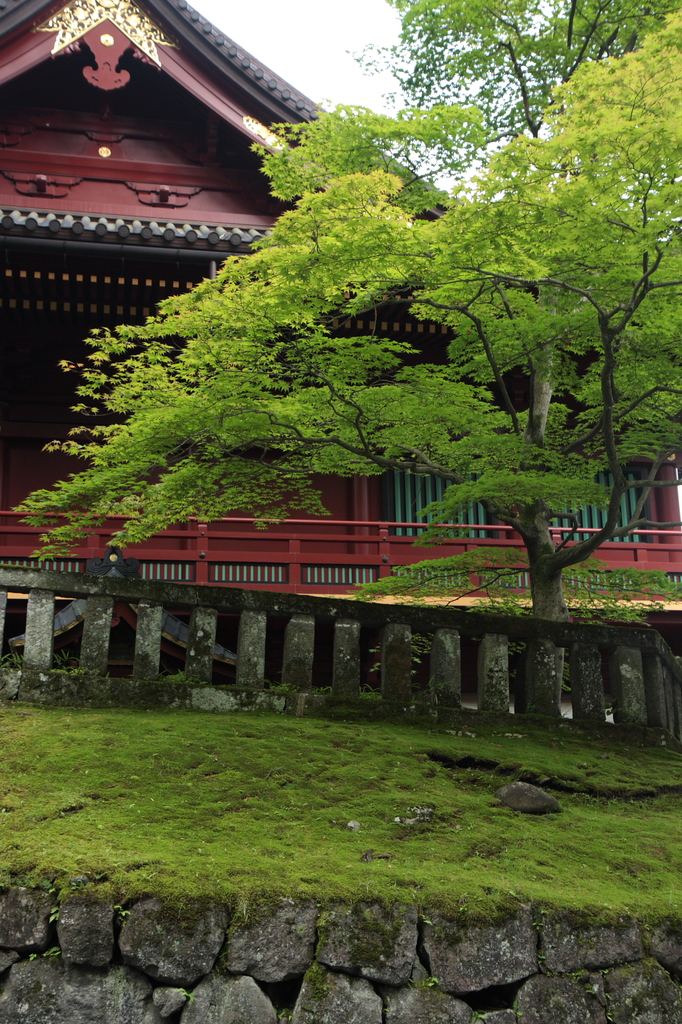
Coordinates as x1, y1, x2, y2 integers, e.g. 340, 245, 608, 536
0, 0, 681, 650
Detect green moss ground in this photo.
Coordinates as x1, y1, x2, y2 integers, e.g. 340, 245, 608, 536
1, 703, 682, 924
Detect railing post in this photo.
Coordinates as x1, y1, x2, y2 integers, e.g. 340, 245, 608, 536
381, 622, 412, 702
520, 639, 562, 717
195, 522, 209, 585
569, 643, 605, 721
79, 595, 115, 675
236, 610, 266, 688
132, 600, 163, 681
185, 606, 218, 683
663, 666, 676, 736
429, 628, 461, 707
609, 646, 648, 726
332, 619, 361, 697
671, 674, 682, 741
281, 615, 315, 692
23, 588, 55, 673
641, 651, 667, 730
477, 633, 509, 712
288, 539, 301, 588
0, 587, 7, 657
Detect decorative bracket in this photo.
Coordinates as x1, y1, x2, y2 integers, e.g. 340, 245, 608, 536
80, 24, 132, 91
0, 122, 34, 148
2, 171, 82, 198
125, 181, 202, 208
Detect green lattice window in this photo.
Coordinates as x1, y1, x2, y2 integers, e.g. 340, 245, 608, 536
382, 471, 492, 537
384, 467, 651, 542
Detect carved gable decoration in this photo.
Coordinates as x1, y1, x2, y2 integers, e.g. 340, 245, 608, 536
125, 181, 201, 207
38, 0, 173, 67
2, 171, 82, 198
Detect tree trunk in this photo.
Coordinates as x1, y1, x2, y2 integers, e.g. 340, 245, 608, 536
521, 517, 568, 716
529, 566, 569, 621
522, 509, 570, 622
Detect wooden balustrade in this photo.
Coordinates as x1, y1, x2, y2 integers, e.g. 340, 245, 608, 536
0, 565, 679, 739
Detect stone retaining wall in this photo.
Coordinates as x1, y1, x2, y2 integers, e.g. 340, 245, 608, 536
0, 887, 681, 1022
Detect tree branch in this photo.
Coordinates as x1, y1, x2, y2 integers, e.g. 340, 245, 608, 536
452, 306, 522, 434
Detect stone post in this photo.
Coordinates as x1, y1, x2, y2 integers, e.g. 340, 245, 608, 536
609, 645, 647, 726
0, 588, 7, 655
477, 633, 509, 712
672, 679, 682, 741
641, 651, 668, 730
132, 600, 163, 681
79, 595, 115, 676
522, 638, 562, 717
429, 628, 461, 707
23, 588, 55, 673
569, 643, 605, 722
332, 619, 361, 697
185, 606, 218, 683
281, 615, 315, 692
236, 610, 266, 688
663, 667, 675, 736
381, 622, 412, 702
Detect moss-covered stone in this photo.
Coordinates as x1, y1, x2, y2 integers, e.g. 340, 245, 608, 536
605, 959, 682, 1023
292, 966, 381, 1024
317, 903, 417, 986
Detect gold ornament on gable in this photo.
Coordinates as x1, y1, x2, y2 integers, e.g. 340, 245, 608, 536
37, 0, 173, 67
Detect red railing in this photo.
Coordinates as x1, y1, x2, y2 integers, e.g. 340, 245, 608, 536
0, 512, 680, 594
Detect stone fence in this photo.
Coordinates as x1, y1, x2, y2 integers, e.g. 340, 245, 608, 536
0, 887, 681, 1022
0, 564, 680, 737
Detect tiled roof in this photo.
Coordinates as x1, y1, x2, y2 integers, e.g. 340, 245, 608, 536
0, 205, 270, 251
170, 0, 316, 117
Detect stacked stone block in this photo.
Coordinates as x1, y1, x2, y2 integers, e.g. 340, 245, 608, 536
0, 888, 680, 1022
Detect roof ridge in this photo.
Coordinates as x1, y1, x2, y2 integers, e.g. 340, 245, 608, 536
170, 0, 316, 114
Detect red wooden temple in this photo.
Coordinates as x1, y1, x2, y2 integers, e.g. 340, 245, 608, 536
0, 0, 681, 649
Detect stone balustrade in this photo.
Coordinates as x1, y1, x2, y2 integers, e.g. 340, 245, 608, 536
0, 564, 680, 738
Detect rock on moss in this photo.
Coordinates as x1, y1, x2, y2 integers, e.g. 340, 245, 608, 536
495, 782, 561, 814
382, 984, 473, 1023
57, 898, 115, 967
651, 922, 682, 978
541, 913, 642, 972
0, 887, 53, 953
0, 959, 162, 1023
516, 974, 607, 1024
119, 899, 228, 987
225, 900, 317, 981
179, 973, 276, 1024
605, 961, 682, 1023
421, 907, 537, 993
481, 1012, 517, 1023
292, 966, 382, 1024
317, 902, 417, 986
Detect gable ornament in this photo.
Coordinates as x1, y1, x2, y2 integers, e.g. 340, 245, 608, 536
37, 0, 174, 73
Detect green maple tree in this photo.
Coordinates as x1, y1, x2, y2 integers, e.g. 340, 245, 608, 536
19, 14, 682, 620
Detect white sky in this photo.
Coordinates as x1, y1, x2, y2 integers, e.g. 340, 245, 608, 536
191, 0, 404, 112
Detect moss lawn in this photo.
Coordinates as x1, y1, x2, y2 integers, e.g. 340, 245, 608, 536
0, 703, 681, 924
